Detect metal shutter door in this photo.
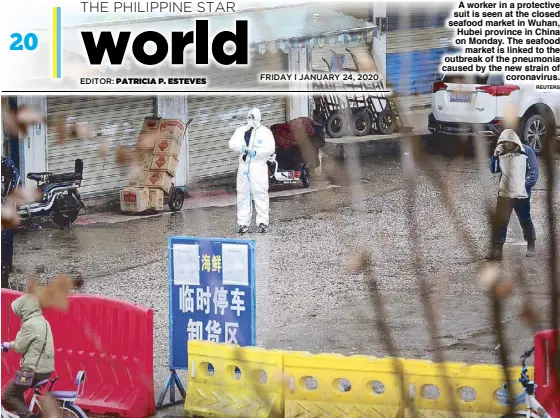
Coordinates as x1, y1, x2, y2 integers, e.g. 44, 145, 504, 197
188, 96, 286, 183
46, 96, 155, 198
187, 53, 287, 183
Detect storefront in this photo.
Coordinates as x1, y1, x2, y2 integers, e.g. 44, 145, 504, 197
45, 96, 155, 197
181, 51, 289, 184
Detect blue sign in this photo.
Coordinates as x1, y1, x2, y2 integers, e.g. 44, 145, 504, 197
168, 236, 256, 370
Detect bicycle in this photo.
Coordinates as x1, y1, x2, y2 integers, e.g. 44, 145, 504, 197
1, 371, 88, 418
497, 347, 552, 418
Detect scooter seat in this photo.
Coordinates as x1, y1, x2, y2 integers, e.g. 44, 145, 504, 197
27, 172, 52, 182
49, 172, 80, 183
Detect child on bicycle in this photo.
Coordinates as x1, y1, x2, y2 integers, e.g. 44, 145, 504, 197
2, 293, 54, 418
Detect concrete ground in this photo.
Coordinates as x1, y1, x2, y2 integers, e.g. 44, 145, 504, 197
6, 139, 560, 416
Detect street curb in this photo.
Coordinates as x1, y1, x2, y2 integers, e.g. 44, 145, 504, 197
323, 130, 431, 159
73, 183, 338, 226
188, 189, 232, 199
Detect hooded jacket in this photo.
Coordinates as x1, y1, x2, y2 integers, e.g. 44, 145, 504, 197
490, 129, 539, 199
10, 294, 55, 374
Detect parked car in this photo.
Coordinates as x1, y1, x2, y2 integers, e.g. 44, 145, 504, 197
428, 73, 560, 153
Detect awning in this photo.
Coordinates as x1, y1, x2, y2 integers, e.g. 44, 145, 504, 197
60, 5, 377, 58
254, 27, 375, 55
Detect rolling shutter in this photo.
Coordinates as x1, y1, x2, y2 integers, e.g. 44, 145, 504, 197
188, 97, 286, 183
187, 53, 287, 184
386, 7, 455, 111
46, 96, 155, 198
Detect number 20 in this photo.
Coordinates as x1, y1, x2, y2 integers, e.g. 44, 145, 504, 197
10, 33, 38, 51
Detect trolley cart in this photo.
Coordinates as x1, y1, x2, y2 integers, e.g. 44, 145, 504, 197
156, 118, 193, 213
344, 48, 402, 135
122, 118, 192, 215
312, 49, 402, 138
312, 55, 355, 138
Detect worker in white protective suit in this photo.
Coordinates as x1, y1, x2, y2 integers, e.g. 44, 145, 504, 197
229, 108, 276, 234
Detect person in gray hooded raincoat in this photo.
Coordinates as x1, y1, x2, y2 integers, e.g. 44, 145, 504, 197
487, 128, 539, 260
2, 293, 55, 418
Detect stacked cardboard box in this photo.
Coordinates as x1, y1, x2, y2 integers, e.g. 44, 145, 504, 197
120, 187, 150, 212
120, 117, 186, 212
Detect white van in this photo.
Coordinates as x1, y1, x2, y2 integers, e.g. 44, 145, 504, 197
428, 73, 560, 153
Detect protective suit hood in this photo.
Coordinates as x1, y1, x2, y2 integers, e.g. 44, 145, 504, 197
247, 108, 262, 128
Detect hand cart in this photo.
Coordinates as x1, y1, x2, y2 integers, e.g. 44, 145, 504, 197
311, 48, 404, 138
159, 118, 193, 213
124, 118, 192, 215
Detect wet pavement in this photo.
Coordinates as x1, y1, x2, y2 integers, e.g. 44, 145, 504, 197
7, 142, 560, 414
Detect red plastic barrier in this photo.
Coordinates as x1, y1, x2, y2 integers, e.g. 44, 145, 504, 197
534, 328, 560, 417
1, 289, 155, 417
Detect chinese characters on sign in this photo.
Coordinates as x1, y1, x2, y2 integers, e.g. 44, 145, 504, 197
169, 237, 255, 370
179, 284, 246, 343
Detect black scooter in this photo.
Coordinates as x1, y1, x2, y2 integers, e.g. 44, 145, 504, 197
2, 158, 85, 228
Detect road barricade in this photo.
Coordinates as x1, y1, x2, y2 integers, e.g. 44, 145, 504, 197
1, 289, 155, 418
534, 328, 560, 417
283, 351, 401, 417
401, 359, 526, 416
185, 340, 534, 418
185, 340, 285, 417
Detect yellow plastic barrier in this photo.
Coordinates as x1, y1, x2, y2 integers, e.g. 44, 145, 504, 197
283, 351, 402, 417
184, 341, 534, 418
402, 359, 531, 417
185, 340, 285, 418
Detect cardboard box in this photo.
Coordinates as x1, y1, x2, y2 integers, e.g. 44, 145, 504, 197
153, 137, 181, 157
150, 154, 178, 176
141, 117, 162, 133
159, 120, 186, 144
145, 170, 173, 193
149, 189, 164, 211
120, 187, 150, 212
129, 168, 148, 187
135, 151, 153, 171
136, 132, 157, 150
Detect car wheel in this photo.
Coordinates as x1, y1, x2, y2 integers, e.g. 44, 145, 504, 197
522, 114, 547, 153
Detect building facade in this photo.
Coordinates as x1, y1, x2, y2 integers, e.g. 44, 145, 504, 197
11, 5, 378, 206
